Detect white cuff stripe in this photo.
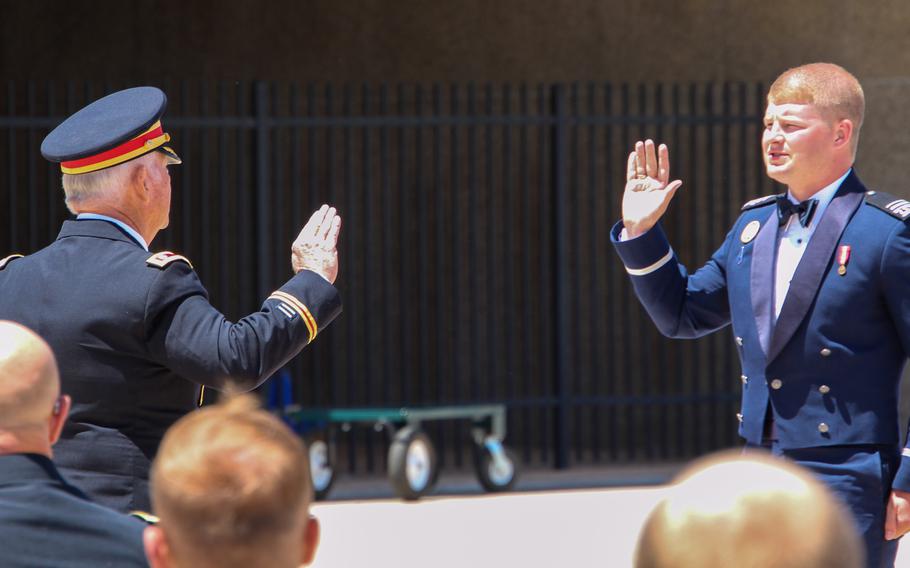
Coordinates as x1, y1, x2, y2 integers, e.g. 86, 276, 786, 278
624, 248, 674, 276
902, 448, 910, 458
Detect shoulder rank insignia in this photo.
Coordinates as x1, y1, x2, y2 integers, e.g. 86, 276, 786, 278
741, 194, 780, 211
0, 254, 24, 270
146, 251, 193, 269
864, 190, 910, 221
129, 510, 160, 525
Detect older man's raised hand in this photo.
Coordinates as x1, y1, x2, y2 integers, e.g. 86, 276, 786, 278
292, 205, 342, 284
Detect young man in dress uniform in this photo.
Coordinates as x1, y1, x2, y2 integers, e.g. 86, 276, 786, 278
0, 321, 149, 567
0, 86, 343, 514
612, 63, 910, 567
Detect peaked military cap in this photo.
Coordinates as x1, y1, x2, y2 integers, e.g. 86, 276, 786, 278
41, 86, 181, 174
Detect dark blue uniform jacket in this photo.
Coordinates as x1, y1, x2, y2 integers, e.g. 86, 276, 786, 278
0, 453, 148, 567
0, 219, 342, 512
611, 172, 910, 490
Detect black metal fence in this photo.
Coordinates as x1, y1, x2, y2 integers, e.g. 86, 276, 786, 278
0, 80, 777, 473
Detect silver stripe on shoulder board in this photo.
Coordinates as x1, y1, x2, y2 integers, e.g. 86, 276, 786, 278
624, 248, 674, 277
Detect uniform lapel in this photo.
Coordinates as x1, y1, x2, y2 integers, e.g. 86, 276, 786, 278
749, 209, 778, 359
766, 175, 865, 363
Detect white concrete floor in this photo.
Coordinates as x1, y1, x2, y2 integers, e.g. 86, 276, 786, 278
311, 484, 910, 568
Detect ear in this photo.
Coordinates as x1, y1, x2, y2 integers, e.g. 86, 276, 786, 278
131, 163, 151, 203
300, 515, 321, 566
833, 119, 854, 149
143, 526, 173, 568
48, 394, 71, 446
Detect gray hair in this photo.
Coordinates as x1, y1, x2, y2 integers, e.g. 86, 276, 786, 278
60, 159, 138, 214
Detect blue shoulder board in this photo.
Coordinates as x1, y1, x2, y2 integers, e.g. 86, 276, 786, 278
741, 194, 780, 211
864, 190, 910, 221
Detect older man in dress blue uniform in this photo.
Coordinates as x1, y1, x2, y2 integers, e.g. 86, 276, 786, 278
612, 63, 910, 567
0, 321, 149, 567
0, 87, 343, 514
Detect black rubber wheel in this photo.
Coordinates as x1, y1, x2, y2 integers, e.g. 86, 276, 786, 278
473, 439, 519, 493
306, 435, 336, 500
388, 427, 438, 500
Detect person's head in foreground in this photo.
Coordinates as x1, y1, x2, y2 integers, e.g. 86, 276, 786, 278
634, 450, 862, 568
763, 62, 863, 198
0, 320, 69, 456
143, 394, 319, 568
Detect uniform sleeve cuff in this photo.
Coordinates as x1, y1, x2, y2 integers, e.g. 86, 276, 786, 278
268, 270, 342, 343
610, 221, 674, 277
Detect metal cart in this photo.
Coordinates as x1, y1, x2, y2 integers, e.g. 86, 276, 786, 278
282, 404, 519, 500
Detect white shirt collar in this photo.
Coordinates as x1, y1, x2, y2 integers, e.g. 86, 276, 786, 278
75, 213, 149, 251
783, 168, 851, 231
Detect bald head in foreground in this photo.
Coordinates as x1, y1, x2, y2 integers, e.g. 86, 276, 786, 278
144, 394, 319, 568
635, 451, 863, 568
0, 321, 148, 567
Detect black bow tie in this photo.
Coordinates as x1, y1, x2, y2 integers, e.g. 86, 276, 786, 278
777, 196, 818, 227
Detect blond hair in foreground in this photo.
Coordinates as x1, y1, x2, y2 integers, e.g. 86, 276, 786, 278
635, 450, 862, 568
146, 394, 318, 568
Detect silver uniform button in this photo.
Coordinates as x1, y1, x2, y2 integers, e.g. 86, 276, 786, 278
770, 379, 783, 390
736, 413, 744, 423
820, 348, 832, 357
818, 385, 831, 394
735, 336, 743, 346
741, 375, 748, 385
818, 422, 829, 433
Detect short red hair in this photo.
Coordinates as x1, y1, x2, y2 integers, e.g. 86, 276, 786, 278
768, 63, 865, 152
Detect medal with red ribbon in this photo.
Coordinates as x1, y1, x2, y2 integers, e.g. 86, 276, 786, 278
837, 245, 851, 276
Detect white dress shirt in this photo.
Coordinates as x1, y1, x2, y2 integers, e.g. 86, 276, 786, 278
76, 213, 149, 251
773, 169, 851, 319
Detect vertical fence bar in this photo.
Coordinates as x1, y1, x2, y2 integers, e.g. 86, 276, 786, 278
397, 84, 411, 406
568, 82, 581, 462
519, 83, 532, 463
8, 81, 17, 251
467, 82, 480, 410
361, 82, 376, 473
46, 80, 57, 240
416, 84, 429, 405
502, 83, 516, 449
254, 81, 272, 300
484, 83, 497, 403
538, 83, 551, 465
450, 83, 464, 466
380, 84, 393, 407
431, 83, 447, 466
551, 83, 570, 469
26, 81, 37, 250
587, 82, 602, 462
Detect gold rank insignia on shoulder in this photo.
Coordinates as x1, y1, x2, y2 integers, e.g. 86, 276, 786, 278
146, 251, 193, 269
740, 220, 761, 244
0, 254, 24, 270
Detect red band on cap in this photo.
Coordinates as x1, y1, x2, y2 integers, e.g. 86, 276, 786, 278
61, 121, 167, 174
